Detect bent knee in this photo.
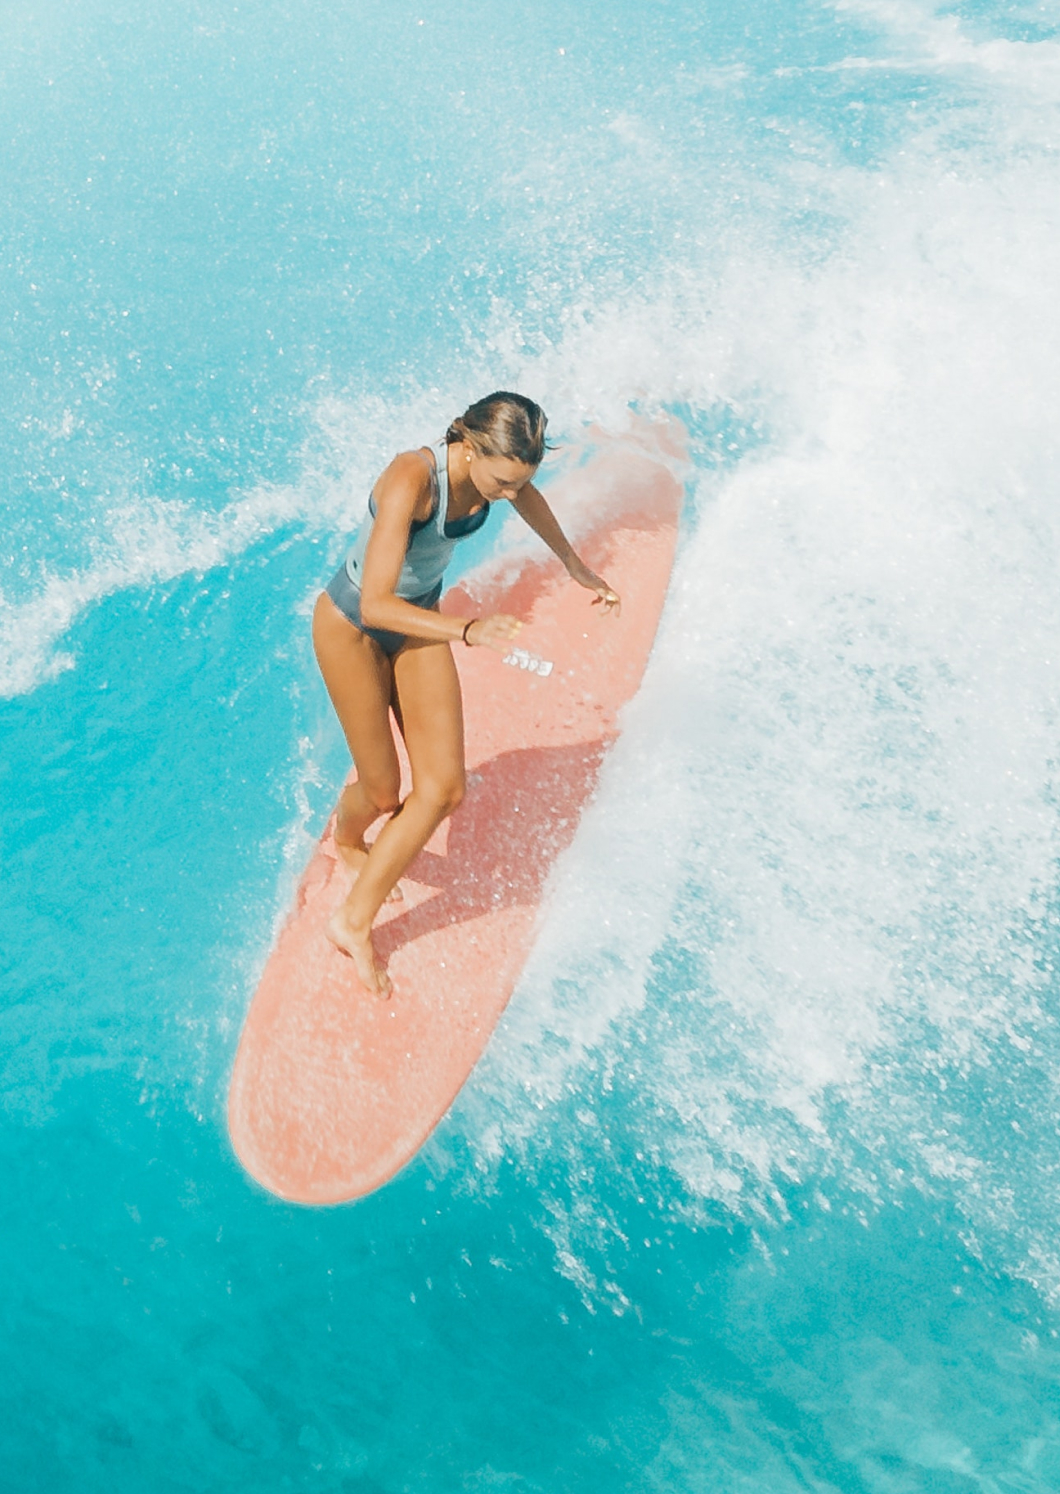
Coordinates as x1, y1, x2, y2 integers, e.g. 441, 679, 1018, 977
421, 775, 465, 818
344, 779, 401, 819
366, 783, 402, 817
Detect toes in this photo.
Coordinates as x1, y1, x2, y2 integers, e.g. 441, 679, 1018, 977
326, 915, 390, 996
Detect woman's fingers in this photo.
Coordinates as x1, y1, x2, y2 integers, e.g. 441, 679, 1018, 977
468, 613, 523, 651
577, 564, 621, 616
590, 583, 622, 616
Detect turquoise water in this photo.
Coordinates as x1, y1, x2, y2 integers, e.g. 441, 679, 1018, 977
4, 0, 1060, 1487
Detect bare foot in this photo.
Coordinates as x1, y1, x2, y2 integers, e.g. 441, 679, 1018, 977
326, 908, 392, 997
334, 838, 403, 903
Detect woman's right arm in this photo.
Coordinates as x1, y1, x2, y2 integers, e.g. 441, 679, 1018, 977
357, 454, 522, 651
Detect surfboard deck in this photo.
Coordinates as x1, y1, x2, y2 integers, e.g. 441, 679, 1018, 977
227, 440, 682, 1204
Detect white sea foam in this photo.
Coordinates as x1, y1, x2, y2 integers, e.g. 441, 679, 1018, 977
0, 418, 380, 699
0, 493, 270, 698
441, 7, 1060, 1304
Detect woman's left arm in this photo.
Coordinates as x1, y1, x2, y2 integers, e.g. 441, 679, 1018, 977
512, 484, 621, 614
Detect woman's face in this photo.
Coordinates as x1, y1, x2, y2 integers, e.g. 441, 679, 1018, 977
465, 446, 537, 503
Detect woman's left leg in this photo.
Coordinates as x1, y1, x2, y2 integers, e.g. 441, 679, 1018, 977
329, 638, 465, 994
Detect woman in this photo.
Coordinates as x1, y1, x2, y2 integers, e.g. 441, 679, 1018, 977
312, 391, 620, 996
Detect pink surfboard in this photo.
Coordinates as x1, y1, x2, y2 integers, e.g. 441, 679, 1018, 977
227, 438, 681, 1203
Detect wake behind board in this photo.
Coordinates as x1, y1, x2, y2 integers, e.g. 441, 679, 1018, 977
228, 439, 682, 1204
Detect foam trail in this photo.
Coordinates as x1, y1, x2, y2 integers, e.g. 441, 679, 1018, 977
0, 384, 471, 699
0, 489, 303, 698
437, 24, 1060, 1304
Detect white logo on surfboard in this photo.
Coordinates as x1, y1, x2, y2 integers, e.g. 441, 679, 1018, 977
502, 646, 553, 678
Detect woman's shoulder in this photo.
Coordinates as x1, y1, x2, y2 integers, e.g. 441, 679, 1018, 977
382, 446, 436, 481
373, 447, 437, 518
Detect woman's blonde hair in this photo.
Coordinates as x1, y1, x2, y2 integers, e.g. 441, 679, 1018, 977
446, 392, 548, 466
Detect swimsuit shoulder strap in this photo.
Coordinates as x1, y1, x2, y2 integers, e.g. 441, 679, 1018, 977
432, 439, 450, 538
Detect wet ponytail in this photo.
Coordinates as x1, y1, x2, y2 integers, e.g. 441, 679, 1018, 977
445, 391, 549, 466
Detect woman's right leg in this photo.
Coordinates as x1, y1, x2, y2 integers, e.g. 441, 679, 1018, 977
312, 591, 402, 862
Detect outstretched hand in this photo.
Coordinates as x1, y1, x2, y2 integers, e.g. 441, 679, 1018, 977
590, 583, 621, 616
573, 561, 621, 617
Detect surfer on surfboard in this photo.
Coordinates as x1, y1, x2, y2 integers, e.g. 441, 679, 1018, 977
312, 392, 620, 996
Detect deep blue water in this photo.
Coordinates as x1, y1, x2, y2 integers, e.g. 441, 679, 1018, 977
4, 0, 1060, 1488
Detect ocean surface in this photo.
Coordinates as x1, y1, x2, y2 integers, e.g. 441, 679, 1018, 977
3, 0, 1060, 1488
